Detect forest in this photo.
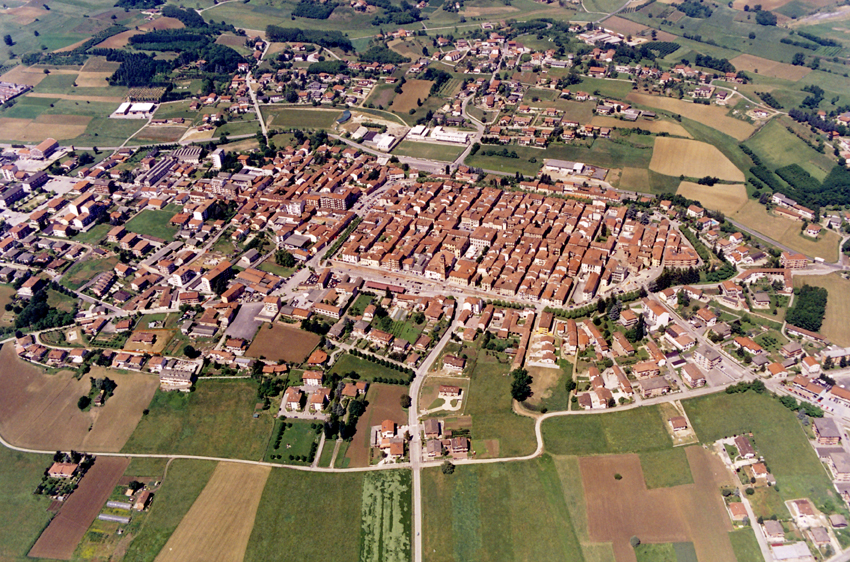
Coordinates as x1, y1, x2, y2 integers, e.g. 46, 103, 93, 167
786, 285, 828, 332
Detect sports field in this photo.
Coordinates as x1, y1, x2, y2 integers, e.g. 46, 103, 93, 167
731, 200, 839, 261
246, 323, 320, 363
121, 379, 274, 460
626, 93, 756, 141
676, 181, 748, 215
792, 273, 850, 346
0, 347, 157, 451
650, 138, 744, 181
729, 54, 812, 81
392, 140, 464, 162
265, 107, 340, 129
157, 462, 270, 562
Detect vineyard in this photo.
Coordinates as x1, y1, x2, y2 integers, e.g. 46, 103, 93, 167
360, 470, 412, 562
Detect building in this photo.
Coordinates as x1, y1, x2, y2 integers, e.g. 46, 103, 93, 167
47, 462, 78, 479
734, 435, 756, 459
693, 346, 721, 371
813, 418, 841, 446
30, 138, 58, 160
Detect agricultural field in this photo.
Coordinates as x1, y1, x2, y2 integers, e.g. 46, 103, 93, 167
245, 470, 365, 561
29, 457, 130, 560
619, 166, 652, 192
683, 391, 839, 510
0, 445, 55, 561
264, 107, 342, 130
731, 200, 840, 261
792, 273, 850, 346
246, 322, 321, 363
590, 116, 692, 137
421, 456, 584, 562
728, 528, 763, 562
0, 347, 157, 451
743, 118, 837, 180
121, 379, 274, 460
729, 54, 812, 81
360, 470, 411, 562
60, 254, 119, 290
626, 93, 756, 141
330, 352, 410, 383
343, 383, 408, 468
525, 363, 571, 412
390, 79, 433, 113
676, 181, 748, 215
391, 140, 464, 162
650, 138, 745, 182
157, 463, 270, 562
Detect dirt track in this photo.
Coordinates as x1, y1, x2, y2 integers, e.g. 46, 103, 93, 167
28, 456, 130, 560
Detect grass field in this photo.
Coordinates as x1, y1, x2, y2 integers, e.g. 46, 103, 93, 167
676, 181, 748, 215
392, 140, 464, 162
683, 391, 839, 510
590, 116, 692, 137
421, 456, 584, 562
121, 380, 274, 460
0, 445, 54, 561
360, 470, 411, 562
728, 528, 762, 562
264, 419, 320, 465
157, 462, 270, 562
542, 405, 672, 456
330, 352, 410, 383
792, 273, 850, 346
245, 470, 364, 561
730, 54, 812, 81
641, 448, 695, 489
650, 137, 745, 182
60, 254, 118, 290
731, 200, 840, 261
627, 93, 756, 141
122, 460, 217, 562
125, 209, 179, 239
246, 323, 321, 363
744, 118, 837, 180
265, 107, 341, 129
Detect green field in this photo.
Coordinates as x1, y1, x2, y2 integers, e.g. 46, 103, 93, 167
392, 140, 464, 162
245, 470, 365, 561
0, 446, 54, 561
73, 222, 112, 245
360, 470, 411, 562
60, 255, 118, 290
683, 391, 838, 511
264, 419, 320, 465
743, 118, 836, 180
330, 353, 410, 383
641, 448, 694, 489
728, 528, 762, 562
421, 455, 584, 562
122, 460, 217, 562
542, 405, 671, 456
265, 107, 341, 129
125, 209, 179, 239
121, 380, 274, 460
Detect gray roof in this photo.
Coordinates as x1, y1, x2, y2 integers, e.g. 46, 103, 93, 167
814, 418, 841, 438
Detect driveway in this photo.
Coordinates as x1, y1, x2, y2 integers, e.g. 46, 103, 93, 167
225, 302, 264, 340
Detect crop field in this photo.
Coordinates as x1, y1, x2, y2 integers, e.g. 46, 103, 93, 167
619, 166, 651, 192
792, 273, 850, 346
0, 446, 54, 561
421, 456, 584, 562
125, 209, 179, 239
0, 65, 52, 87
246, 323, 320, 363
330, 353, 410, 383
121, 379, 274, 460
0, 114, 91, 142
650, 138, 744, 181
61, 255, 119, 290
0, 348, 157, 451
344, 383, 408, 468
729, 54, 812, 81
743, 118, 836, 180
246, 470, 364, 561
265, 107, 341, 129
390, 79, 434, 113
731, 200, 839, 261
676, 181, 748, 215
29, 457, 130, 560
590, 116, 692, 137
392, 140, 464, 162
135, 125, 188, 143
360, 470, 411, 562
728, 528, 762, 562
626, 93, 756, 141
683, 391, 838, 509
157, 462, 270, 562
581, 447, 735, 562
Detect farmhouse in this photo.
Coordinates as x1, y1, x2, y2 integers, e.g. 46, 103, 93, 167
47, 462, 79, 479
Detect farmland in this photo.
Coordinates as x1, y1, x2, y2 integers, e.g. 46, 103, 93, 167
29, 457, 130, 560
264, 107, 341, 129
391, 140, 464, 162
676, 181, 748, 215
360, 470, 412, 562
729, 54, 812, 81
331, 353, 411, 383
343, 383, 408, 468
626, 93, 756, 141
121, 379, 274, 460
731, 200, 840, 261
390, 79, 433, 113
792, 273, 850, 346
743, 118, 837, 180
590, 116, 692, 137
0, 446, 54, 561
246, 322, 321, 363
245, 470, 364, 561
650, 138, 745, 182
125, 210, 179, 239
157, 462, 270, 562
0, 347, 158, 451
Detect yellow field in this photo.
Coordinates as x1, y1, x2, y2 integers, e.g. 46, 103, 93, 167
156, 463, 270, 562
732, 200, 840, 261
676, 181, 748, 215
26, 92, 124, 103
390, 79, 432, 113
627, 93, 756, 141
619, 167, 650, 191
729, 54, 812, 81
650, 138, 744, 182
0, 115, 91, 141
0, 65, 50, 86
590, 116, 692, 137
792, 273, 850, 346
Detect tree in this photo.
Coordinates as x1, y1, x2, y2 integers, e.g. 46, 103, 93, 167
3, 34, 12, 46
400, 394, 411, 409
510, 368, 532, 401
77, 395, 91, 410
275, 249, 296, 268
183, 344, 200, 359
441, 460, 455, 475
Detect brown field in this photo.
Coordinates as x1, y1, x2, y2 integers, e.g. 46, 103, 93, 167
732, 199, 840, 261
732, 0, 793, 10
388, 38, 423, 60
216, 34, 249, 48
590, 116, 692, 137
180, 127, 217, 142
246, 323, 321, 363
73, 72, 114, 88
0, 2, 46, 24
26, 91, 124, 103
619, 167, 651, 191
123, 329, 174, 354
346, 383, 408, 468
156, 462, 269, 562
729, 54, 812, 81
526, 366, 563, 406
136, 126, 189, 142
390, 79, 433, 113
604, 16, 677, 40
0, 114, 91, 142
54, 38, 89, 53
582, 447, 735, 562
627, 93, 757, 141
650, 137, 745, 181
792, 273, 850, 346
0, 346, 158, 451
0, 64, 50, 86
28, 456, 130, 560
676, 181, 748, 215
141, 16, 185, 30
95, 29, 141, 49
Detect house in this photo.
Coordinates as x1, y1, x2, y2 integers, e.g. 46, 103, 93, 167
669, 416, 688, 431
423, 418, 441, 439
829, 451, 850, 481
637, 376, 670, 398
681, 364, 706, 387
727, 502, 748, 522
442, 354, 466, 372
133, 490, 153, 511
381, 419, 396, 439
310, 387, 330, 412
763, 520, 785, 541
734, 435, 756, 459
813, 418, 841, 446
801, 355, 821, 377
48, 462, 78, 479
302, 370, 324, 386
438, 385, 462, 399
284, 386, 303, 411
